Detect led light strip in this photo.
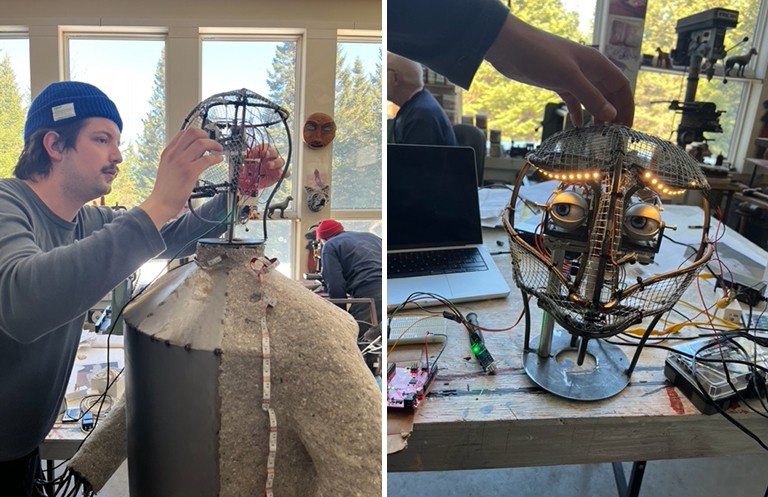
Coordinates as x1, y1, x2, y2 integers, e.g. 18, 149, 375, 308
250, 256, 280, 496
261, 312, 277, 497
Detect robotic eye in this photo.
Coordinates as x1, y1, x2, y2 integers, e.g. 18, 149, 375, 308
624, 203, 662, 240
549, 191, 588, 230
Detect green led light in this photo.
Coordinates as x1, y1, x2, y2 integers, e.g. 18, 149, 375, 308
471, 343, 481, 354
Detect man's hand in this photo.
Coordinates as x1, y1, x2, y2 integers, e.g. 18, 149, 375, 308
485, 14, 635, 127
240, 144, 289, 196
139, 128, 224, 229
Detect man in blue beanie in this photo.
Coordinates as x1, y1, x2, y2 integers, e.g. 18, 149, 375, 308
0, 81, 284, 496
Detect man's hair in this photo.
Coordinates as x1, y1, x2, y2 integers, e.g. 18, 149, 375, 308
387, 52, 424, 88
14, 120, 87, 180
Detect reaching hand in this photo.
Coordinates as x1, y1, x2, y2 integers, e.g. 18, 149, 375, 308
485, 14, 635, 127
140, 128, 224, 229
240, 144, 288, 196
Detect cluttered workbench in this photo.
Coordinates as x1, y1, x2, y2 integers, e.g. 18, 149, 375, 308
388, 204, 768, 484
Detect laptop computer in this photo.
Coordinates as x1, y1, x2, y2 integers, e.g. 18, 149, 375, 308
387, 144, 511, 308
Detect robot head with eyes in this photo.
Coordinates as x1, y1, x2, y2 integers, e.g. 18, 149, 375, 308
504, 125, 713, 339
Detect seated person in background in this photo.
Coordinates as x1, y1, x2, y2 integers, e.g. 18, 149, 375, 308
317, 220, 382, 337
387, 52, 457, 146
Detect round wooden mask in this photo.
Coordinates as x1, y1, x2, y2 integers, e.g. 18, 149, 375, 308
303, 113, 336, 149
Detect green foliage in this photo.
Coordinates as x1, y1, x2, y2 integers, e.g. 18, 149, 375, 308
267, 42, 296, 119
462, 1, 584, 143
0, 54, 26, 179
105, 49, 166, 207
265, 41, 297, 204
331, 45, 382, 210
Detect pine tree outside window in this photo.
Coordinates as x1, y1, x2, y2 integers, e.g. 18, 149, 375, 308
65, 36, 165, 209
331, 37, 382, 236
202, 37, 299, 276
0, 35, 30, 179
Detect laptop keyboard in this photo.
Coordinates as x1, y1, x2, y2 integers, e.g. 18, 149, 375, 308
388, 248, 488, 279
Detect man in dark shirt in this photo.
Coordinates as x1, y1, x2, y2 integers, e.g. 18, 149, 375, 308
317, 220, 382, 337
387, 52, 457, 146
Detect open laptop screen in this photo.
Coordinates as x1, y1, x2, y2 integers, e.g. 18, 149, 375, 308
388, 144, 482, 250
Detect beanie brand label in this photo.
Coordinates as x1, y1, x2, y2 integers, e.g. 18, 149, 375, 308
51, 103, 76, 122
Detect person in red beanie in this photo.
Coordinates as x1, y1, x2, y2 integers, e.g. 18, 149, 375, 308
316, 220, 382, 336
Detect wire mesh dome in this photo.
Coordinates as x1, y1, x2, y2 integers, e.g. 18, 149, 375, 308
503, 125, 713, 338
526, 125, 710, 193
181, 89, 291, 237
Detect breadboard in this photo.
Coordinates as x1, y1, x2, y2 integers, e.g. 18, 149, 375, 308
387, 315, 447, 345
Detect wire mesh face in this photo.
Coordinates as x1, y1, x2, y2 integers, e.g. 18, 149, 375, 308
181, 88, 290, 209
504, 125, 713, 338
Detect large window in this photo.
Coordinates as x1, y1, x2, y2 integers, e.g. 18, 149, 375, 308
634, 0, 762, 163
332, 40, 382, 211
202, 37, 299, 275
458, 0, 766, 168
0, 35, 30, 179
66, 36, 165, 207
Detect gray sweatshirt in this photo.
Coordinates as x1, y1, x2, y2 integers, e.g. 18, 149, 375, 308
0, 178, 225, 461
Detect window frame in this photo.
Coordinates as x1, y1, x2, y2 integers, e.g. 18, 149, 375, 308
594, 0, 768, 171
332, 31, 382, 223
199, 32, 304, 275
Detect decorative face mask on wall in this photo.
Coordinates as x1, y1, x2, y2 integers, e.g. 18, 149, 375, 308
303, 113, 336, 149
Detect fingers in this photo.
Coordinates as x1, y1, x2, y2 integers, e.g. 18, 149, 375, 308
486, 14, 635, 128
604, 85, 635, 127
561, 63, 619, 126
179, 128, 224, 158
560, 93, 584, 128
558, 59, 634, 128
164, 128, 224, 175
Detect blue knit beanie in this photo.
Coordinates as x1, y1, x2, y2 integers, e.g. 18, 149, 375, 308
24, 81, 123, 143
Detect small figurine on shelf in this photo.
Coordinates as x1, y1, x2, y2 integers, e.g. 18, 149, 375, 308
654, 47, 672, 69
724, 48, 758, 81
267, 195, 293, 219
686, 142, 711, 163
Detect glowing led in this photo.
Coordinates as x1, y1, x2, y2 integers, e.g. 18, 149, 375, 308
644, 172, 652, 178
651, 179, 658, 184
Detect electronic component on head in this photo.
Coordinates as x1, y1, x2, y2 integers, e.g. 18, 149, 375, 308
623, 203, 662, 241
548, 191, 588, 230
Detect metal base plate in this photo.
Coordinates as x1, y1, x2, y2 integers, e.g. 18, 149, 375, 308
523, 329, 630, 401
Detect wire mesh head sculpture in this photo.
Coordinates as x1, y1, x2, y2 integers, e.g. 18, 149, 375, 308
181, 88, 291, 242
503, 125, 714, 399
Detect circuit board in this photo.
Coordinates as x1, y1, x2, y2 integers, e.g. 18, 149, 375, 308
386, 363, 438, 409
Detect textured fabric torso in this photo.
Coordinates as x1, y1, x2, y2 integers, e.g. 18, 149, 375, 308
0, 178, 225, 461
393, 89, 457, 146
